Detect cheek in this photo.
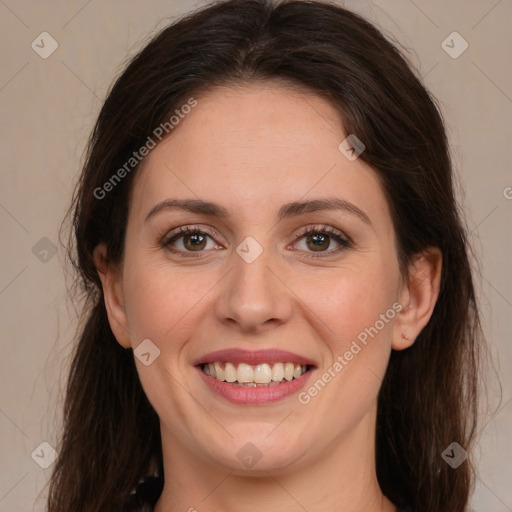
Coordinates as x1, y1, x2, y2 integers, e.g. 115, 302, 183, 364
290, 267, 399, 445
121, 257, 211, 345
296, 262, 398, 350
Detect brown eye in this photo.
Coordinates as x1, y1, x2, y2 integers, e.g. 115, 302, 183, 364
163, 226, 219, 256
181, 232, 207, 251
305, 232, 331, 251
292, 226, 352, 258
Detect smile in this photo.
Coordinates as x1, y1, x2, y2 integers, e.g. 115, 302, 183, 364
201, 361, 311, 386
194, 348, 317, 404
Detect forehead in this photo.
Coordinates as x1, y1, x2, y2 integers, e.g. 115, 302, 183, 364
129, 82, 390, 228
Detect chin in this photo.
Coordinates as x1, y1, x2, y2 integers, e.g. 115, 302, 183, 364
202, 431, 308, 474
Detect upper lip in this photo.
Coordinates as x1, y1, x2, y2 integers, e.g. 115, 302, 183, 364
193, 348, 317, 367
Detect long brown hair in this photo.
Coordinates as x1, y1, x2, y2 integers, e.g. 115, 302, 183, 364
48, 1, 485, 510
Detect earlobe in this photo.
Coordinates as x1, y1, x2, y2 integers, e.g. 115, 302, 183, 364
92, 244, 131, 349
392, 247, 442, 351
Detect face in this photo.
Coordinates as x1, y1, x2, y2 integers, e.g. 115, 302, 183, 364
98, 82, 437, 476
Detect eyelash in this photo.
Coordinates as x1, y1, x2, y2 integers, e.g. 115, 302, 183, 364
161, 224, 353, 259
294, 226, 352, 258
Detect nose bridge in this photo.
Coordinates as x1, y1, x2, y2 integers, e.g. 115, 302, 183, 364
215, 235, 292, 330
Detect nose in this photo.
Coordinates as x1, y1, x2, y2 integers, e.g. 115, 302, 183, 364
214, 242, 293, 333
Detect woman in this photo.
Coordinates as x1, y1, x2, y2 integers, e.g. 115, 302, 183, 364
47, 0, 483, 511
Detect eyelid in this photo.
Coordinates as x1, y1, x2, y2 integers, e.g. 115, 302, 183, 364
291, 224, 351, 243
160, 224, 223, 246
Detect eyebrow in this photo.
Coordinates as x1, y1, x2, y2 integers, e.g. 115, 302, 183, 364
145, 197, 373, 228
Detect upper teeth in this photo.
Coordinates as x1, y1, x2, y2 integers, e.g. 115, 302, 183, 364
203, 362, 308, 384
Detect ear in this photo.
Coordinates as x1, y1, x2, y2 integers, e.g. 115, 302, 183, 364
93, 243, 131, 348
392, 247, 442, 350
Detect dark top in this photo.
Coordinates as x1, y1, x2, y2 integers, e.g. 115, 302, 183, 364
127, 475, 415, 511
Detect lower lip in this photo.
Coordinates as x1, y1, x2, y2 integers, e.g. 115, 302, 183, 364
196, 366, 315, 405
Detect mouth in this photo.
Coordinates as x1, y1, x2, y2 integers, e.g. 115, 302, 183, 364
200, 361, 313, 387
193, 348, 317, 404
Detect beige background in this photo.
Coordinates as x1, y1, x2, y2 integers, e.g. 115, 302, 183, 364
0, 0, 511, 510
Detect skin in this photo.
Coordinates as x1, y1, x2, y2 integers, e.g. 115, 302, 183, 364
94, 82, 442, 512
